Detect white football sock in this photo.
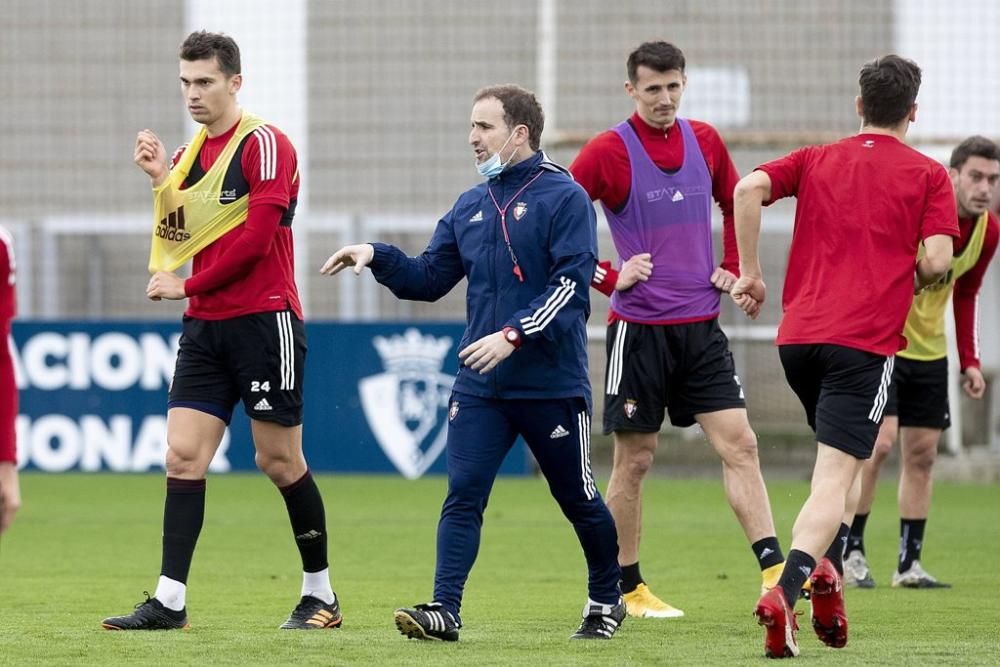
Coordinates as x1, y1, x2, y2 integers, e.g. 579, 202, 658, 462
302, 568, 335, 605
155, 575, 187, 611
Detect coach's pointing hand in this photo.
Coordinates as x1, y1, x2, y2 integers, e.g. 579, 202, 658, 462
320, 244, 375, 276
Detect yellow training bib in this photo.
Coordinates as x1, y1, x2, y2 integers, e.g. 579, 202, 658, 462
901, 211, 989, 360
148, 112, 268, 273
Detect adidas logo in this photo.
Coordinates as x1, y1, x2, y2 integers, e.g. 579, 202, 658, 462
469, 210, 484, 222
671, 190, 684, 202
306, 608, 338, 628
254, 398, 273, 411
798, 565, 812, 577
295, 529, 323, 541
155, 205, 192, 242
758, 547, 774, 560
550, 425, 569, 439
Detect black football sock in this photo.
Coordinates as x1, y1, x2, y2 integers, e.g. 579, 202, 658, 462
280, 470, 329, 573
620, 562, 644, 594
847, 512, 869, 555
778, 549, 816, 611
752, 536, 785, 571
898, 518, 927, 573
824, 523, 850, 575
160, 477, 206, 584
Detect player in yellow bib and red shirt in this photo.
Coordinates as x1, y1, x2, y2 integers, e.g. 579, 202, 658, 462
844, 136, 1000, 590
102, 31, 341, 632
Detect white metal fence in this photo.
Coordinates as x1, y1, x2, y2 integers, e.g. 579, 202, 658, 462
8, 214, 997, 452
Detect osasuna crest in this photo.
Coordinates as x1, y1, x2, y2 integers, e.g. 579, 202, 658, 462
624, 399, 638, 419
359, 329, 454, 479
512, 202, 528, 220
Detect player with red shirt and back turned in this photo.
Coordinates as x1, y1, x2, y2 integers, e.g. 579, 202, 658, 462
569, 41, 785, 619
731, 55, 958, 658
0, 225, 20, 537
102, 31, 342, 632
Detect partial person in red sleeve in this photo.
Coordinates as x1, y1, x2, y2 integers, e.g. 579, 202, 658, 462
102, 31, 341, 632
843, 136, 1000, 591
732, 55, 958, 658
569, 41, 784, 619
0, 224, 20, 535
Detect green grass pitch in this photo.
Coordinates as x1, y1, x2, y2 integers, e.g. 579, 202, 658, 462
1, 473, 998, 665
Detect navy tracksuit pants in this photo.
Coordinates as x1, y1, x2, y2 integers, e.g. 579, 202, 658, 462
432, 392, 621, 618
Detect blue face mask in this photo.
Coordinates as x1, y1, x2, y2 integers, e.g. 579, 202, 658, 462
476, 127, 521, 178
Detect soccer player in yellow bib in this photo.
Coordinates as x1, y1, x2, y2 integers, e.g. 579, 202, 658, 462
102, 31, 341, 632
844, 136, 1000, 589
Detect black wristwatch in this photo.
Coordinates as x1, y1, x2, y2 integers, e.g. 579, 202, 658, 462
502, 326, 522, 350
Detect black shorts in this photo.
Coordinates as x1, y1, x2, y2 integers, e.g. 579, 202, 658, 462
169, 310, 307, 427
779, 344, 893, 459
603, 318, 745, 433
884, 356, 950, 430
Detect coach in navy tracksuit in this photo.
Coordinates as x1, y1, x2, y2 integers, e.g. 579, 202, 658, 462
322, 84, 623, 641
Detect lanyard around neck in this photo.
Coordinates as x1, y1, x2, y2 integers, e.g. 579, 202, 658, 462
487, 171, 543, 282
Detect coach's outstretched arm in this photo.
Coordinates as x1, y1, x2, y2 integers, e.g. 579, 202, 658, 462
730, 170, 772, 320
320, 212, 466, 303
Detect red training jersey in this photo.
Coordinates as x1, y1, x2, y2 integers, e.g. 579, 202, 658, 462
173, 114, 303, 320
570, 112, 741, 298
0, 226, 14, 328
953, 211, 999, 370
0, 224, 17, 463
758, 133, 959, 356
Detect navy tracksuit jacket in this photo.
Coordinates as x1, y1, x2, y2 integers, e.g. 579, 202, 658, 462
369, 151, 621, 617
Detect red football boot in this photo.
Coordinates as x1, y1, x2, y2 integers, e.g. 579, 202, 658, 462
809, 556, 848, 648
754, 588, 800, 659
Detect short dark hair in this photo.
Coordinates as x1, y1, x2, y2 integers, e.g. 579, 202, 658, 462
473, 84, 545, 151
858, 55, 921, 128
627, 41, 686, 84
179, 30, 241, 77
949, 135, 1000, 170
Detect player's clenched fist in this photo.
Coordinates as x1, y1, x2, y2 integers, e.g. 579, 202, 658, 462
134, 129, 168, 186
615, 252, 653, 291
731, 275, 765, 320
146, 271, 186, 301
320, 244, 375, 276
